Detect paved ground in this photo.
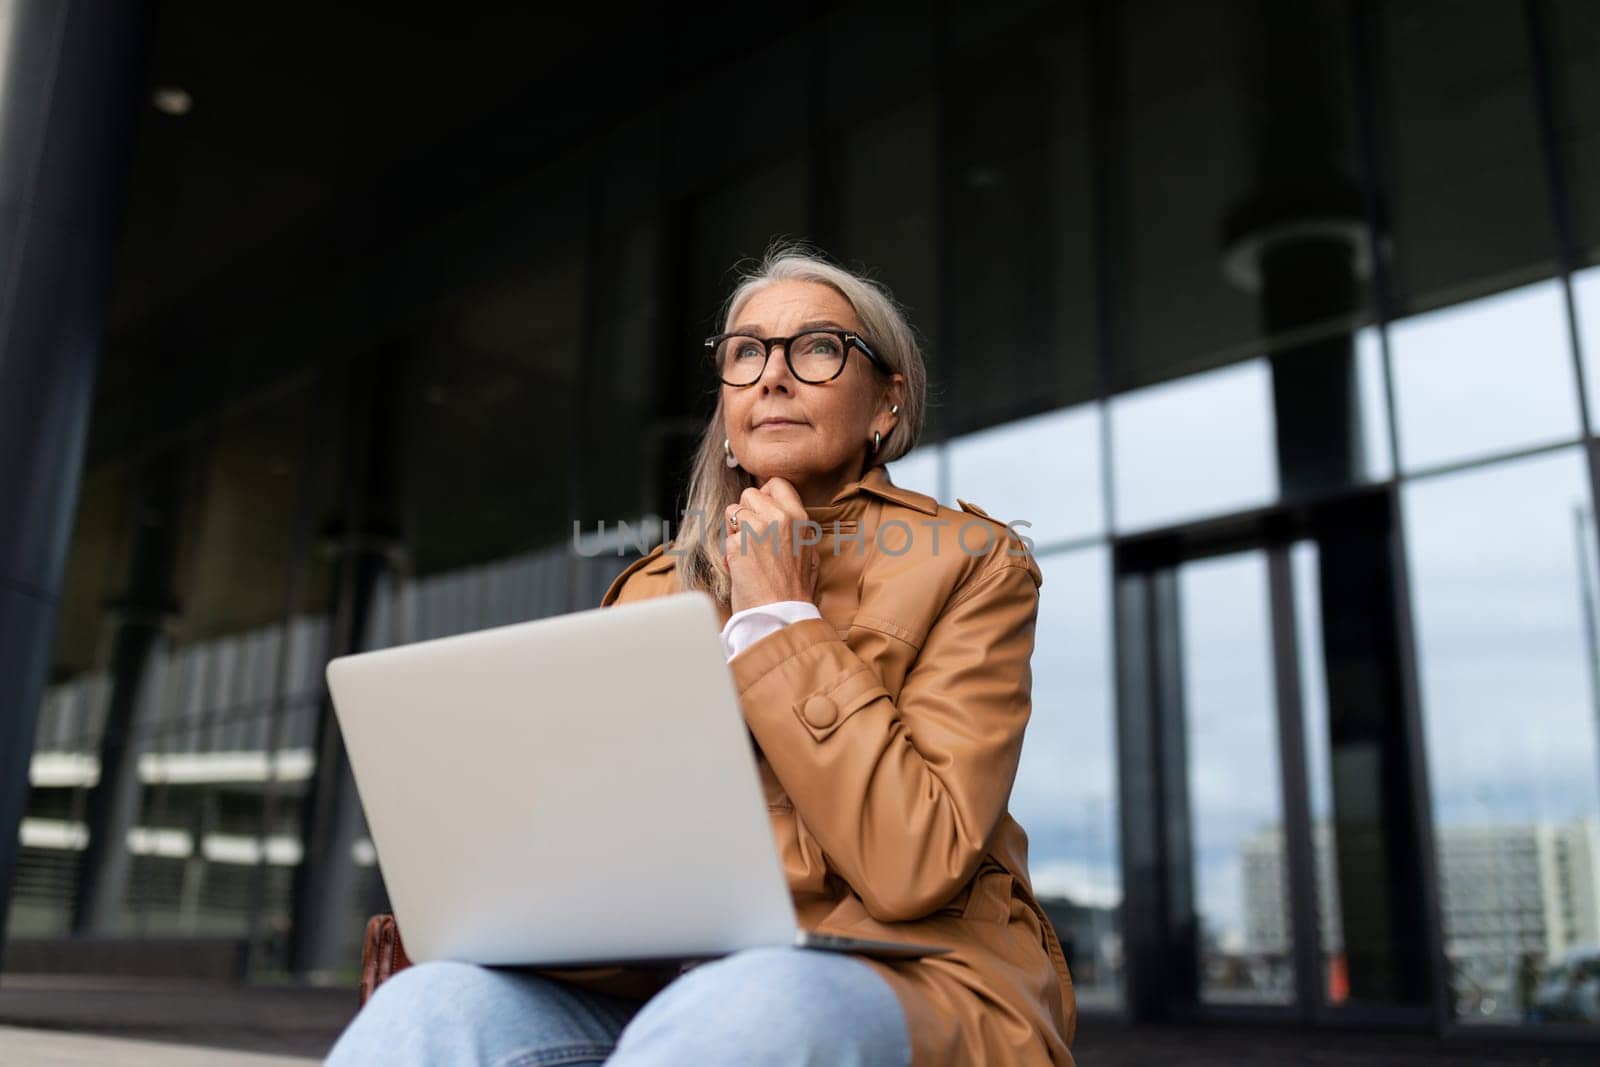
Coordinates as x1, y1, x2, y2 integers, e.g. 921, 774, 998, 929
1, 1026, 316, 1066
3, 975, 1599, 1064
0, 975, 353, 1059
1072, 1022, 1599, 1065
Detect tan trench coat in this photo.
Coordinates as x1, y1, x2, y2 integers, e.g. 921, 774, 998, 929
542, 463, 1077, 1065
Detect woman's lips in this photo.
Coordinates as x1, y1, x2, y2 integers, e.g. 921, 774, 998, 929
755, 419, 805, 429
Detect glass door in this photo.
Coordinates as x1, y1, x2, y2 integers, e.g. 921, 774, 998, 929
1116, 496, 1437, 1024
1176, 550, 1296, 1006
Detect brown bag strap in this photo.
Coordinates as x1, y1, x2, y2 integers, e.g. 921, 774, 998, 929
359, 913, 414, 1007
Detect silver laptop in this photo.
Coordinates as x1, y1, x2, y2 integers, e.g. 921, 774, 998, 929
325, 589, 949, 968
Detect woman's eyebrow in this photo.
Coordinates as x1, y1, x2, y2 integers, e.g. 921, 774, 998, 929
728, 320, 850, 336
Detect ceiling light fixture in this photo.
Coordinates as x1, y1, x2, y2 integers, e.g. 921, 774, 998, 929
151, 86, 192, 116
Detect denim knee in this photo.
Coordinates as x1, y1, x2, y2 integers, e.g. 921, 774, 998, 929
367, 960, 495, 1023
335, 961, 510, 1052
608, 946, 910, 1066
328, 960, 633, 1067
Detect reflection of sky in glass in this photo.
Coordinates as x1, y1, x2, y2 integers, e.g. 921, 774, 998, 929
1575, 265, 1600, 432
948, 405, 1103, 547
885, 446, 943, 503
1010, 547, 1119, 908
1110, 360, 1279, 532
1403, 446, 1600, 827
1293, 543, 1334, 826
1390, 279, 1580, 472
1293, 540, 1347, 966
1179, 553, 1287, 953
1356, 326, 1393, 482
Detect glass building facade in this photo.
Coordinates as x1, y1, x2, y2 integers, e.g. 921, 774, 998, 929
5, 0, 1600, 1041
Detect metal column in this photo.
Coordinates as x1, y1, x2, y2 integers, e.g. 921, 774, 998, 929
0, 0, 142, 957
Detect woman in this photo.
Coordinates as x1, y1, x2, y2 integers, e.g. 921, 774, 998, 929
327, 245, 1077, 1065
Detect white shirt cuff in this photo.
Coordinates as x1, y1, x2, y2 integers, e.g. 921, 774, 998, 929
720, 600, 823, 661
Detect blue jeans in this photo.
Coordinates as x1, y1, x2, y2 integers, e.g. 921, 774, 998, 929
325, 946, 912, 1066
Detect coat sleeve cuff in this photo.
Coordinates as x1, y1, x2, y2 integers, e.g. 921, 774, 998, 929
722, 600, 824, 661
729, 617, 891, 744
728, 616, 840, 694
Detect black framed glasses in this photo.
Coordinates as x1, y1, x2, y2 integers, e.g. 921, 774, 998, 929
704, 328, 891, 386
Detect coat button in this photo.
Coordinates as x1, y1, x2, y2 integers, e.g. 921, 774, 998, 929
801, 694, 838, 729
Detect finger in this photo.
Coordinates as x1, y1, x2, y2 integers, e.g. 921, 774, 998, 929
726, 499, 769, 528
725, 500, 763, 560
738, 486, 782, 524
758, 477, 807, 518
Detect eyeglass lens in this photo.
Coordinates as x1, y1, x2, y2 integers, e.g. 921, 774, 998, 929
714, 332, 848, 385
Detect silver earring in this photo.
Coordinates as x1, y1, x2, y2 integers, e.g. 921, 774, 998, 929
890, 404, 900, 415
724, 438, 739, 469
872, 430, 882, 453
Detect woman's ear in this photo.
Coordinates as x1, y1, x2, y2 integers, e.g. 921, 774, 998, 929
880, 374, 906, 426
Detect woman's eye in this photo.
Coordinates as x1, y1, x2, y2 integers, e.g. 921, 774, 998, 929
806, 338, 840, 355
735, 344, 764, 360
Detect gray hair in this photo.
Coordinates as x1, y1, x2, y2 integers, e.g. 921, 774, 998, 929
671, 240, 929, 603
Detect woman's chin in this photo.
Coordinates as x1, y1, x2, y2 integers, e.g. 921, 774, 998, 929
744, 454, 813, 483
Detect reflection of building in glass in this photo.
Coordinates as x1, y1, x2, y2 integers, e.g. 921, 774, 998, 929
1240, 823, 1344, 958
1241, 819, 1600, 979
1439, 819, 1600, 977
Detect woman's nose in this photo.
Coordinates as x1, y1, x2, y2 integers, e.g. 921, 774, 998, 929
757, 341, 795, 390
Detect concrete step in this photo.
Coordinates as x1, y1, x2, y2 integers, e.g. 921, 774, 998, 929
0, 1026, 317, 1066
0, 975, 353, 1059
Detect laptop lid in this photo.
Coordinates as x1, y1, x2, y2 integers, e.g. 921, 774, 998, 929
326, 591, 799, 966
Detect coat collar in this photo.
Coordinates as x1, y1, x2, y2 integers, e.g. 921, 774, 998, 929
810, 462, 939, 518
